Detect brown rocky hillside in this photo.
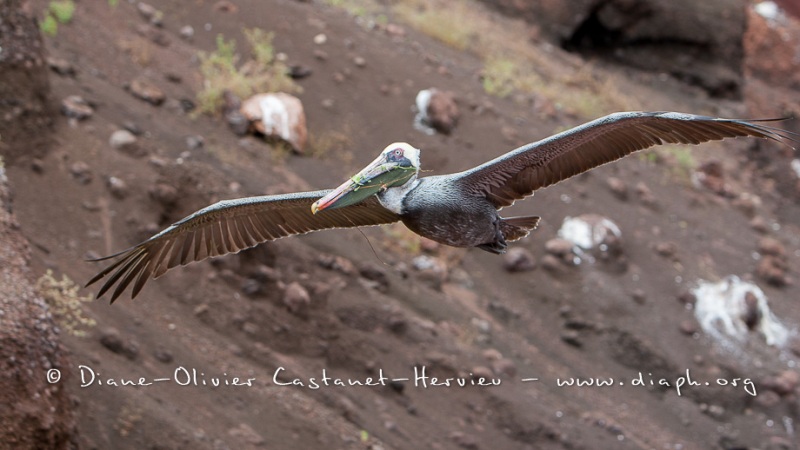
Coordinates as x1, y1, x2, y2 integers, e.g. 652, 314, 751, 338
1, 1, 799, 449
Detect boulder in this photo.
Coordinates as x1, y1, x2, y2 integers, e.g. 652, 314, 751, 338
692, 275, 789, 347
61, 95, 93, 120
109, 129, 138, 151
557, 214, 623, 264
240, 93, 308, 153
282, 281, 311, 315
415, 88, 460, 135
128, 78, 166, 106
502, 247, 537, 272
476, 0, 747, 98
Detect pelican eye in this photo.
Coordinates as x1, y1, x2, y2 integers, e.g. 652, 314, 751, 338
387, 148, 405, 162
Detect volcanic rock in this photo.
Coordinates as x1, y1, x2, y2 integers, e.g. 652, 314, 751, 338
635, 181, 657, 207
758, 236, 786, 257
69, 161, 92, 185
61, 95, 93, 120
415, 88, 460, 134
47, 56, 75, 76
761, 370, 799, 396
317, 253, 357, 275
137, 2, 163, 26
240, 93, 308, 153
756, 255, 789, 287
149, 182, 178, 207
557, 214, 623, 264
179, 25, 194, 40
106, 176, 128, 199
695, 160, 732, 197
129, 78, 166, 106
544, 238, 574, 258
99, 327, 139, 360
502, 247, 536, 272
282, 281, 311, 315
606, 176, 628, 200
109, 129, 138, 151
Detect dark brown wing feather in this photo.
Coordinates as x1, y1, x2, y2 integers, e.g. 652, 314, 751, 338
454, 112, 796, 209
87, 190, 399, 302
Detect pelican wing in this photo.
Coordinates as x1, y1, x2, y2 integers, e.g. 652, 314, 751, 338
455, 112, 795, 209
87, 190, 399, 302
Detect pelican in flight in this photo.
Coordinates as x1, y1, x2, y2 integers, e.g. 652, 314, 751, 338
88, 112, 795, 302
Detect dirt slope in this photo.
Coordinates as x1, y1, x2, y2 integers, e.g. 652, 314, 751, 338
3, 1, 800, 449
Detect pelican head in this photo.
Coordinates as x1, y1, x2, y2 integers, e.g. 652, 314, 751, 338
311, 143, 420, 214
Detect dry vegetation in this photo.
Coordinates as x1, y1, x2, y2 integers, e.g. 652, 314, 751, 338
196, 28, 300, 115
35, 270, 96, 337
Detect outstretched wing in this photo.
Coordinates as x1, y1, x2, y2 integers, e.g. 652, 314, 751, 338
454, 112, 796, 209
87, 190, 399, 302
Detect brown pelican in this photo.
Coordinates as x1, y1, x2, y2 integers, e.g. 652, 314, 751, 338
87, 111, 795, 302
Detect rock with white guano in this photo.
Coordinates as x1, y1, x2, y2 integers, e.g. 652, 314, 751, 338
240, 93, 307, 154
414, 88, 460, 135
692, 275, 789, 348
557, 214, 623, 264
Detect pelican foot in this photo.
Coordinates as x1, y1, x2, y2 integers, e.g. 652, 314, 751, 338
478, 229, 508, 254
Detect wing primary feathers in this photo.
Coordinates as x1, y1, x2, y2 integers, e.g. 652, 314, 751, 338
457, 112, 799, 209
88, 191, 400, 301
211, 220, 226, 256
110, 252, 148, 304
130, 255, 156, 300
95, 250, 145, 300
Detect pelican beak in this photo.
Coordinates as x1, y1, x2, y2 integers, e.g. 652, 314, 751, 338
312, 153, 416, 214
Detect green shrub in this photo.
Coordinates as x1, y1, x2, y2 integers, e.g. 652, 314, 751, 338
40, 13, 59, 35
196, 29, 300, 115
48, 0, 75, 23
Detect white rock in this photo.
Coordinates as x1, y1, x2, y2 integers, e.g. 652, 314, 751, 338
109, 129, 137, 150
693, 275, 789, 348
414, 88, 460, 135
754, 1, 780, 21
791, 159, 800, 179
240, 93, 307, 153
179, 25, 194, 40
557, 214, 622, 263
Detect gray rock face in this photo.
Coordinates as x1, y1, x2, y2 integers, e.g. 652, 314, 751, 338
476, 0, 747, 98
0, 0, 53, 163
1, 161, 76, 447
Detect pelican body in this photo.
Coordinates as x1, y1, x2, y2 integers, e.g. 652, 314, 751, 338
310, 145, 539, 254
88, 112, 796, 302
